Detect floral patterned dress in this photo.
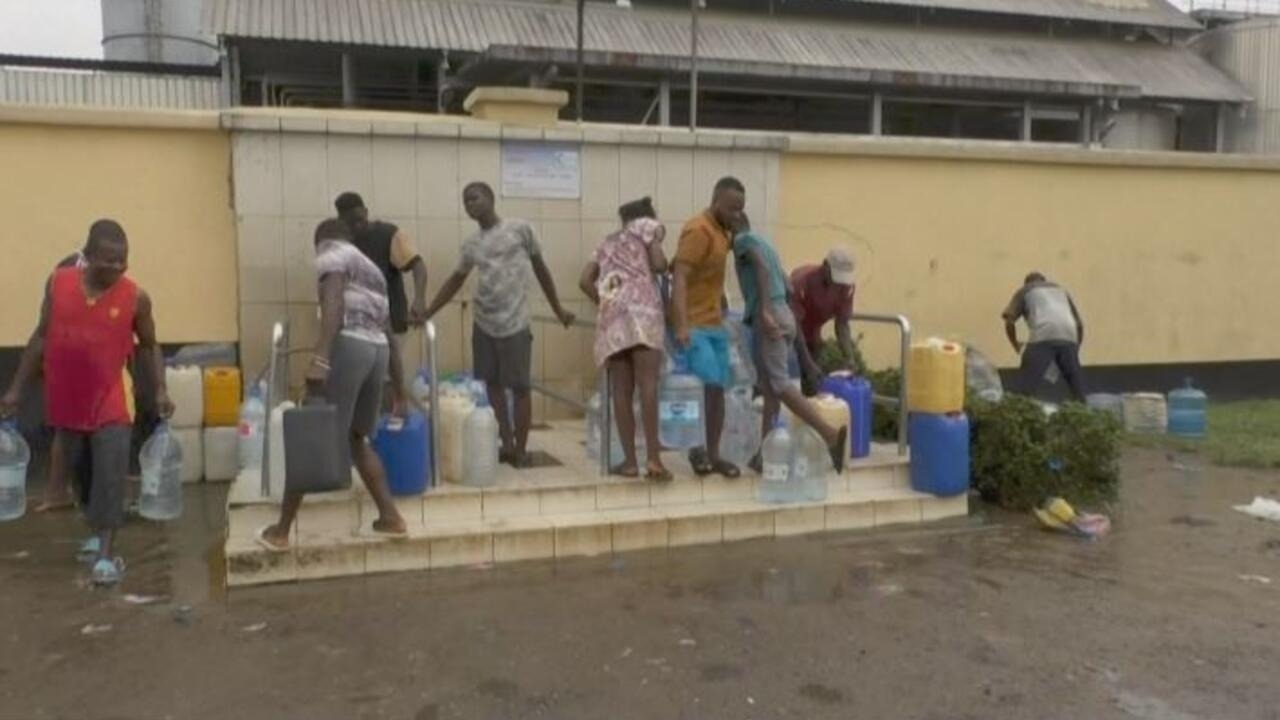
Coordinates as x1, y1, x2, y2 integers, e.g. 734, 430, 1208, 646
592, 218, 666, 367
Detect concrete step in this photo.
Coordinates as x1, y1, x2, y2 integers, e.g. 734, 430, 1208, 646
225, 485, 968, 587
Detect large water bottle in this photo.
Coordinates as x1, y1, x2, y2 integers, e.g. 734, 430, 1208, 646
410, 370, 432, 411
237, 384, 266, 471
462, 395, 500, 487
721, 385, 758, 468
759, 418, 803, 504
139, 423, 184, 521
586, 391, 602, 460
605, 397, 648, 465
0, 421, 29, 522
793, 424, 832, 502
659, 355, 705, 450
1168, 379, 1207, 439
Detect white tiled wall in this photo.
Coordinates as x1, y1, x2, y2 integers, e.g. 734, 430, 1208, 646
231, 118, 782, 416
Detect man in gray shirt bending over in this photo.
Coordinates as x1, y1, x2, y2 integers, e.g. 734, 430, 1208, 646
1002, 272, 1086, 401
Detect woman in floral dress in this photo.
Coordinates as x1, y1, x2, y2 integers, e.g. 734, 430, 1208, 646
579, 197, 671, 480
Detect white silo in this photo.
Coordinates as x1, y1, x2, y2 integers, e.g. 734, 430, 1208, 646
101, 0, 217, 66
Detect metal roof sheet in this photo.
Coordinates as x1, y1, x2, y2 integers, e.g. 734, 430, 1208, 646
207, 0, 1248, 102
826, 0, 1202, 30
0, 67, 222, 109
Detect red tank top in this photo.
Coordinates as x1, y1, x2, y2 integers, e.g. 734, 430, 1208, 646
43, 267, 138, 431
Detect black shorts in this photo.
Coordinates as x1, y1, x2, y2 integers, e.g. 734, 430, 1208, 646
472, 326, 533, 391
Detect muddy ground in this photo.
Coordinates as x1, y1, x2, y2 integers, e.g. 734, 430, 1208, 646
1, 448, 1278, 720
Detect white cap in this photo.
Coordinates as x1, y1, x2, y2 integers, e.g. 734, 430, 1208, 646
826, 246, 856, 285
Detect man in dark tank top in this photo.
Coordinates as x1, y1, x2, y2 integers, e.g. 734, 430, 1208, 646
335, 192, 428, 335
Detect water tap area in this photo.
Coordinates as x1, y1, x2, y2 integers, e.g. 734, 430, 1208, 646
1, 448, 1278, 719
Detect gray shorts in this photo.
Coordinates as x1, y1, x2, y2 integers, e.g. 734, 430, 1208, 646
327, 333, 391, 442
62, 424, 131, 532
752, 303, 799, 394
473, 325, 532, 391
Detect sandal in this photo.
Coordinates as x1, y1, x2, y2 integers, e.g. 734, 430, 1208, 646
747, 453, 763, 476
828, 426, 848, 475
254, 525, 290, 554
709, 459, 741, 479
90, 557, 126, 587
645, 466, 673, 483
688, 448, 713, 476
34, 499, 75, 513
76, 536, 102, 563
371, 519, 409, 539
610, 464, 640, 478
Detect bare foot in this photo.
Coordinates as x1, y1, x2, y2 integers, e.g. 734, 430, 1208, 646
372, 517, 408, 537
255, 525, 290, 553
33, 496, 74, 513
644, 460, 672, 483
610, 462, 639, 478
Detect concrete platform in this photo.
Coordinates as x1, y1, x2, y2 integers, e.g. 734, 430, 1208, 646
224, 420, 967, 587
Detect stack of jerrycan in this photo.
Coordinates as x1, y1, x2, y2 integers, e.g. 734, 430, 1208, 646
906, 339, 969, 497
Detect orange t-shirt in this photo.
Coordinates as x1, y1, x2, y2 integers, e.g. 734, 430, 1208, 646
674, 210, 730, 329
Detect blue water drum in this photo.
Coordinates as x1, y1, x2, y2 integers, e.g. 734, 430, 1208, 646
820, 372, 873, 459
1167, 379, 1207, 439
908, 412, 970, 497
373, 411, 430, 496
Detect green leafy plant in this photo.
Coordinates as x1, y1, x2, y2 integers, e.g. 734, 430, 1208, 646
814, 337, 867, 376
967, 395, 1121, 511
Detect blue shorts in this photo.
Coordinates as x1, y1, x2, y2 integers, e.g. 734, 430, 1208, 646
684, 327, 732, 388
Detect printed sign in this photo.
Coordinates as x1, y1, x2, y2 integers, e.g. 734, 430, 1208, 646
501, 141, 581, 199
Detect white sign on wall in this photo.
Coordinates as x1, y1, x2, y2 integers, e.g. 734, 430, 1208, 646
500, 141, 582, 200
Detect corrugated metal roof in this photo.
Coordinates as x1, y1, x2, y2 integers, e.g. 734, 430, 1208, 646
206, 0, 1248, 102
0, 68, 222, 109
830, 0, 1201, 30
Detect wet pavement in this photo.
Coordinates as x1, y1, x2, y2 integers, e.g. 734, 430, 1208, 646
1, 448, 1279, 720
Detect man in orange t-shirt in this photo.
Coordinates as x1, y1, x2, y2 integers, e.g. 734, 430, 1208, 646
672, 177, 746, 478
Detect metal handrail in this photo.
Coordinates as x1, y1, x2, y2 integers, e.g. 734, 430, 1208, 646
850, 312, 911, 456
422, 321, 441, 489
261, 320, 288, 497
529, 313, 610, 475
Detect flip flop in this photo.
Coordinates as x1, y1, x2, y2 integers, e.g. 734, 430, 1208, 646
709, 459, 740, 479
828, 426, 848, 475
688, 448, 713, 476
610, 464, 640, 478
644, 467, 673, 483
34, 499, 75, 513
76, 536, 102, 563
90, 557, 126, 587
254, 525, 290, 554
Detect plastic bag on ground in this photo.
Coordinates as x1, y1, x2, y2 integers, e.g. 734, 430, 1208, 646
1234, 496, 1280, 523
965, 345, 1004, 403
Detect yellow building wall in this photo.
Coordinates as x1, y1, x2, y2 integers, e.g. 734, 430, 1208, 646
0, 119, 236, 346
778, 149, 1280, 369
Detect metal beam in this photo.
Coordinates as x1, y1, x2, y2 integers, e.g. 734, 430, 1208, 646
659, 78, 671, 126
871, 92, 883, 135
690, 0, 700, 131
576, 0, 586, 122
1215, 102, 1228, 153
1021, 99, 1033, 141
341, 52, 357, 107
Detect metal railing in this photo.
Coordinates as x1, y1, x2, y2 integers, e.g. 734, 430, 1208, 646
422, 321, 441, 488
529, 313, 610, 476
850, 313, 912, 457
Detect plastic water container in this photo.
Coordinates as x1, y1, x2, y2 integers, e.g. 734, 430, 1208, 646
374, 411, 430, 496
721, 385, 759, 468
202, 367, 242, 427
659, 357, 706, 450
462, 396, 500, 488
1168, 380, 1208, 439
820, 373, 873, 459
203, 427, 239, 482
586, 391, 602, 460
238, 386, 266, 471
0, 422, 29, 522
1086, 393, 1124, 421
266, 401, 294, 500
759, 419, 804, 504
174, 427, 203, 484
410, 370, 432, 411
139, 423, 184, 520
907, 339, 965, 414
793, 424, 832, 502
438, 390, 475, 484
908, 413, 970, 497
1123, 393, 1168, 435
165, 365, 204, 429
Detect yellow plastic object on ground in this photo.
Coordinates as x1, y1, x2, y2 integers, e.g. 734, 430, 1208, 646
907, 338, 965, 414
812, 393, 852, 439
203, 367, 242, 427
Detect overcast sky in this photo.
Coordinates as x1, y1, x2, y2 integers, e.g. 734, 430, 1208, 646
0, 0, 1204, 60
0, 0, 102, 58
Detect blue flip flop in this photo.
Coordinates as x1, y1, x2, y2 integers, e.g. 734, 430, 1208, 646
76, 537, 102, 563
90, 557, 126, 587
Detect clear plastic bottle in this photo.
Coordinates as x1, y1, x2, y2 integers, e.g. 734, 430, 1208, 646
0, 421, 29, 522
586, 391, 601, 460
759, 418, 802, 504
462, 395, 500, 488
237, 384, 266, 471
721, 385, 758, 468
659, 357, 706, 450
139, 423, 184, 521
793, 424, 832, 502
410, 370, 432, 411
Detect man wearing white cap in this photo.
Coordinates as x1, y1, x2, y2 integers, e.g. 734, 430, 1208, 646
789, 246, 858, 393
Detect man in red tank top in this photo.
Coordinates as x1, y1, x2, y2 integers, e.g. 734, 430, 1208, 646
1, 220, 173, 586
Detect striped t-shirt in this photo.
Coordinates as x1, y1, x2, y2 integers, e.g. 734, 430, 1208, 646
315, 239, 390, 344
